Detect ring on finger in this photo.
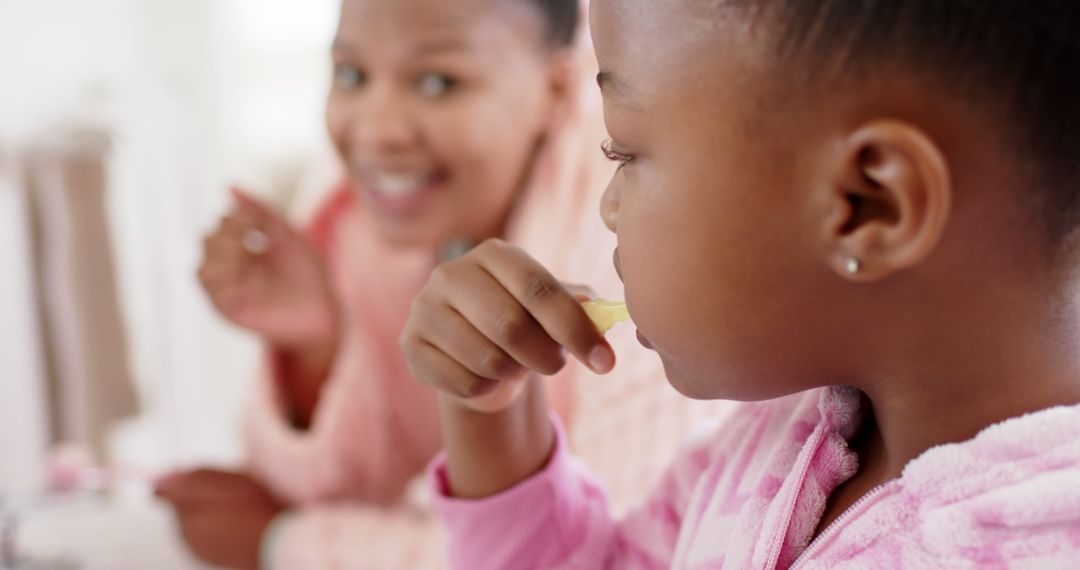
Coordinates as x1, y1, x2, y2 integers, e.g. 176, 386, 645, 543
242, 228, 270, 255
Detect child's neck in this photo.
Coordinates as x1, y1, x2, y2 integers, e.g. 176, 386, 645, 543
852, 283, 1080, 483
817, 345, 1080, 540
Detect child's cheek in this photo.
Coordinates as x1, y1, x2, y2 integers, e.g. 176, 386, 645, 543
619, 192, 709, 373
620, 236, 673, 345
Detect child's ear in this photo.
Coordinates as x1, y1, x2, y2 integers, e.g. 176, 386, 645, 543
820, 120, 952, 281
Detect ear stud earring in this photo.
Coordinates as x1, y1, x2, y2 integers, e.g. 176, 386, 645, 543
845, 257, 862, 275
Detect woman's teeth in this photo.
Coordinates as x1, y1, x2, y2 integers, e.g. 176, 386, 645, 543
369, 172, 431, 197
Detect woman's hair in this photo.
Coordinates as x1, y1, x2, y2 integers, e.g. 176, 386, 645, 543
742, 0, 1080, 242
528, 0, 579, 47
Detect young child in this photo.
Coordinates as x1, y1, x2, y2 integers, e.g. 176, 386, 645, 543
402, 0, 1080, 567
157, 0, 722, 568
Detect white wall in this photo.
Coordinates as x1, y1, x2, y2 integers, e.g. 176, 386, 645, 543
0, 0, 340, 471
0, 170, 50, 496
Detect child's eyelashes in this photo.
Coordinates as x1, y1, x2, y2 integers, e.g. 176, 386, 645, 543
333, 63, 367, 90
601, 138, 635, 169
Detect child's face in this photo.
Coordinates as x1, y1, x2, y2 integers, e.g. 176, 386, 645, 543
328, 0, 565, 247
593, 0, 837, 400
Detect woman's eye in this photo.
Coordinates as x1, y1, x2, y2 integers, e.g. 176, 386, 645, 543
601, 139, 635, 168
417, 73, 457, 98
333, 64, 366, 90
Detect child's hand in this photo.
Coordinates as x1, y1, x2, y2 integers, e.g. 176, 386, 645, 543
401, 239, 615, 414
198, 187, 339, 350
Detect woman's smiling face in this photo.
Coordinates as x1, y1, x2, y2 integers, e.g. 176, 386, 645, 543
327, 0, 568, 247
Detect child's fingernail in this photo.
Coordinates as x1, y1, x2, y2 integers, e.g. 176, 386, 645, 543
587, 345, 615, 373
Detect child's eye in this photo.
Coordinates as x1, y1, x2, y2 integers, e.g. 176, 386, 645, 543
601, 139, 635, 168
333, 64, 367, 90
417, 73, 458, 99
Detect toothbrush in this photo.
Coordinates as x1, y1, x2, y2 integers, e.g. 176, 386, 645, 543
581, 299, 631, 334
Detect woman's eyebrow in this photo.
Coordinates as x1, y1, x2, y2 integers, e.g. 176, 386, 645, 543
331, 36, 471, 58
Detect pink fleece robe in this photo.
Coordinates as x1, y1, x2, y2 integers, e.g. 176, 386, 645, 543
431, 386, 1080, 569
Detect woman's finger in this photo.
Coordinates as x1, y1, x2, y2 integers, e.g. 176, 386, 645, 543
203, 231, 251, 264
229, 187, 292, 241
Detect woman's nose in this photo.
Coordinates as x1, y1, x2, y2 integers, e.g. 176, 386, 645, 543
349, 85, 418, 154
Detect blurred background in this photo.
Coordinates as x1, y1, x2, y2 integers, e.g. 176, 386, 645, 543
1, 0, 342, 566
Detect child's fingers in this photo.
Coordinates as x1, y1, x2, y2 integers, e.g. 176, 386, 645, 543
414, 299, 527, 381
434, 259, 568, 376
475, 240, 615, 374
403, 340, 502, 399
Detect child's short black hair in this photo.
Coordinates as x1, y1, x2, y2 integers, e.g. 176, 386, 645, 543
528, 0, 579, 47
747, 1, 1080, 242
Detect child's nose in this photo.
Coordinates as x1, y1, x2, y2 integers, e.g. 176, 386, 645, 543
600, 180, 621, 233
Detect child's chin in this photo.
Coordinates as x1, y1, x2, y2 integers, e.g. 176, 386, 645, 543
661, 357, 777, 402
660, 359, 721, 401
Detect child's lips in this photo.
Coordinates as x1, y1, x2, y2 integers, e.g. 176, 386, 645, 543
611, 251, 650, 349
